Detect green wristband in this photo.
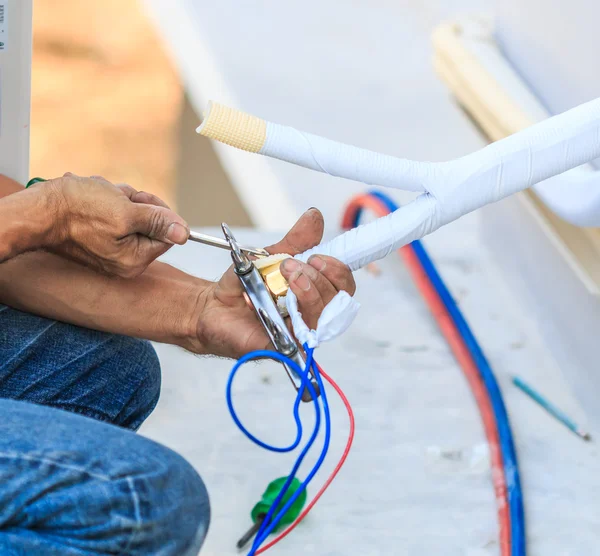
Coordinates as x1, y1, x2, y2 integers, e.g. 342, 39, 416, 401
26, 177, 47, 189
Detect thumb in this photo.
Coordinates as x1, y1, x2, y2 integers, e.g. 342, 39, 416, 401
129, 204, 190, 245
266, 208, 324, 255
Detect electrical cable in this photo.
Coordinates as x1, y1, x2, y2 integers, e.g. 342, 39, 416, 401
342, 192, 518, 556
254, 363, 355, 555
249, 349, 322, 552
227, 345, 351, 555
227, 348, 320, 554
364, 191, 525, 556
410, 243, 525, 556
399, 245, 511, 556
250, 351, 331, 553
226, 349, 315, 453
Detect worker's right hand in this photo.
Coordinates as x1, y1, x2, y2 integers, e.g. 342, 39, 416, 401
35, 173, 189, 278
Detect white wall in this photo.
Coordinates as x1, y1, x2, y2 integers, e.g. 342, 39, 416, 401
496, 0, 600, 115
0, 0, 32, 184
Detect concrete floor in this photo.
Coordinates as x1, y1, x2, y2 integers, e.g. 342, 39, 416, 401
141, 224, 599, 555
139, 2, 600, 553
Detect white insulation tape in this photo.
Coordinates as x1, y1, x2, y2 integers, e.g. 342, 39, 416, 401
199, 97, 600, 344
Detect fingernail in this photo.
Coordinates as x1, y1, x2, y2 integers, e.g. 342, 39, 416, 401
293, 272, 311, 291
167, 223, 189, 245
282, 258, 301, 273
308, 255, 326, 271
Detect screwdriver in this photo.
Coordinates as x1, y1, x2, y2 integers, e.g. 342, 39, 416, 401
236, 476, 307, 550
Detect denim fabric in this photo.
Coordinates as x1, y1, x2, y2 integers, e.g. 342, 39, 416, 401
0, 305, 210, 555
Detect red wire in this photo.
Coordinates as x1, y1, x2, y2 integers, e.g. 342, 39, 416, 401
342, 195, 511, 556
255, 365, 355, 555
399, 245, 511, 556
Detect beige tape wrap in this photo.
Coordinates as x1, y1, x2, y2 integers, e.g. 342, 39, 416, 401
196, 101, 267, 153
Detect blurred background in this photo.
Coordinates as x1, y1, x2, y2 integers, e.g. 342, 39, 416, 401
18, 1, 600, 553
31, 0, 246, 225
31, 0, 180, 206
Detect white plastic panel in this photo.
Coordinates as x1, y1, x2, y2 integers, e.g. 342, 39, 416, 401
496, 0, 600, 115
0, 0, 32, 184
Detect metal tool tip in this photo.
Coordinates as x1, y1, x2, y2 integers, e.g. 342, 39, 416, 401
221, 223, 236, 244
300, 381, 321, 402
581, 431, 592, 441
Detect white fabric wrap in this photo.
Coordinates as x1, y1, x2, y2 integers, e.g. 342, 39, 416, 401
286, 289, 360, 349
262, 97, 600, 343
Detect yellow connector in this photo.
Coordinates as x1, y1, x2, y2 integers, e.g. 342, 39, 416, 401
254, 254, 290, 299
260, 263, 289, 298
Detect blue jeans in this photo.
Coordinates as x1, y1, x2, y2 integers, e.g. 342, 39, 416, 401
0, 305, 210, 555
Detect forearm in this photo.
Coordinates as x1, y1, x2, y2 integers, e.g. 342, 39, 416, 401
0, 252, 210, 353
0, 174, 210, 353
0, 187, 56, 262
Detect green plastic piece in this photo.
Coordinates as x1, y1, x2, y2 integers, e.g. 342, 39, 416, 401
251, 476, 307, 533
26, 177, 47, 189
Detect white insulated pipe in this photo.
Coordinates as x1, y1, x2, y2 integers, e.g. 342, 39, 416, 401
198, 98, 600, 270
197, 98, 600, 344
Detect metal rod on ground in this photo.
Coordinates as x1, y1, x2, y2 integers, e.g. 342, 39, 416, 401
237, 515, 266, 551
512, 375, 591, 441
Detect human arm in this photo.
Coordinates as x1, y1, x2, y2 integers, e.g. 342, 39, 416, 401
0, 183, 61, 262
0, 175, 355, 358
0, 173, 190, 276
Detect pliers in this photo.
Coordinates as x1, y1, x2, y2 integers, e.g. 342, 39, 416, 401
221, 223, 319, 402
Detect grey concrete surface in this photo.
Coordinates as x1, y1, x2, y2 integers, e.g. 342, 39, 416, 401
141, 2, 600, 553
141, 223, 599, 555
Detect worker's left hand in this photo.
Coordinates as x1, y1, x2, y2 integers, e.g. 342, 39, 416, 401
196, 208, 356, 359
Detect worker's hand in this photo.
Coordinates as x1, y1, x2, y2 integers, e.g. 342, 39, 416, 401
37, 173, 189, 278
196, 208, 356, 358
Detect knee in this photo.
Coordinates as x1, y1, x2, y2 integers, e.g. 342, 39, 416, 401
163, 452, 211, 553
114, 338, 162, 429
132, 446, 210, 554
125, 338, 162, 405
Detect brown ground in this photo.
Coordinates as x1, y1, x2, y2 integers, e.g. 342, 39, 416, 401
31, 0, 181, 208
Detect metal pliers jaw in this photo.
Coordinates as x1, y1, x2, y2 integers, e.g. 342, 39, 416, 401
221, 223, 320, 402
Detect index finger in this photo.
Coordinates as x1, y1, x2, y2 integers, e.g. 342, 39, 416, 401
114, 183, 171, 209
132, 236, 173, 267
131, 190, 171, 209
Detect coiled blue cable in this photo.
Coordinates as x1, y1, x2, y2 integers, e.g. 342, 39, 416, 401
354, 190, 526, 556
226, 346, 332, 555
226, 350, 313, 453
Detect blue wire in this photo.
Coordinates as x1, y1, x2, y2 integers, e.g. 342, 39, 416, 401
227, 348, 318, 549
226, 346, 331, 556
248, 348, 320, 553
226, 350, 312, 453
356, 190, 526, 556
251, 351, 332, 553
